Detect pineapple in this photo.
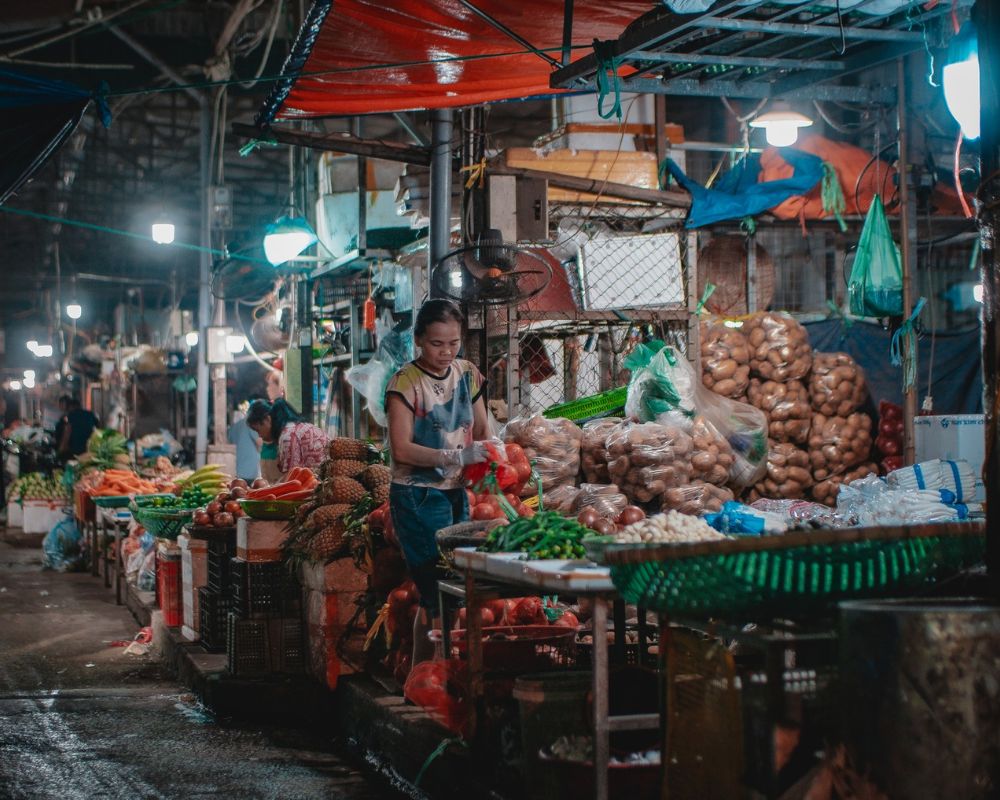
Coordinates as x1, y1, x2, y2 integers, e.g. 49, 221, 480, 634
328, 437, 370, 462
328, 459, 367, 478
308, 519, 347, 560
323, 476, 366, 505
360, 464, 391, 492
372, 483, 390, 506
306, 503, 351, 531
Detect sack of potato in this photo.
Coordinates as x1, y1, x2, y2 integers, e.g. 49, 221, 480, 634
809, 352, 868, 417
662, 481, 734, 516
808, 412, 874, 483
689, 417, 735, 486
745, 311, 812, 382
571, 483, 629, 521
747, 378, 811, 445
812, 461, 879, 506
503, 413, 582, 496
700, 319, 751, 399
748, 442, 813, 501
606, 421, 694, 503
580, 418, 621, 483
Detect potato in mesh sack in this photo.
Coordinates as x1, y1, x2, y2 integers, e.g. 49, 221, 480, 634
700, 318, 751, 399
689, 417, 735, 487
744, 311, 812, 383
747, 378, 811, 445
580, 417, 621, 483
808, 412, 873, 483
809, 352, 868, 418
747, 442, 813, 502
503, 413, 581, 496
606, 421, 694, 504
661, 481, 734, 516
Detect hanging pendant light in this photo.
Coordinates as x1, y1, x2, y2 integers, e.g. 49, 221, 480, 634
943, 21, 980, 140
263, 215, 318, 265
749, 101, 813, 147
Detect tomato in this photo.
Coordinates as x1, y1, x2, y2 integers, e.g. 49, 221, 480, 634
484, 599, 507, 622
368, 508, 385, 527
553, 610, 580, 629
472, 504, 498, 521
476, 492, 496, 507
503, 492, 520, 507
224, 500, 242, 514
511, 596, 546, 625
504, 443, 526, 463
514, 460, 532, 483
495, 463, 519, 490
466, 489, 477, 508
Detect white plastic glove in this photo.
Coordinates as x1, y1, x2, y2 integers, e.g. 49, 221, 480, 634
439, 441, 489, 468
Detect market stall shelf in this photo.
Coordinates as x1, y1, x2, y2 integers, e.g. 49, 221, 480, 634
602, 521, 985, 620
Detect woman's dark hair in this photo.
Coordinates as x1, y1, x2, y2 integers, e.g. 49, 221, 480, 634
414, 299, 465, 338
246, 398, 302, 440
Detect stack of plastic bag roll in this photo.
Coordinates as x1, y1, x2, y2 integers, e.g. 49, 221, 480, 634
886, 459, 977, 505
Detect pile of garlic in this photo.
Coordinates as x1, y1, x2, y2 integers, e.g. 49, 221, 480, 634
613, 510, 726, 544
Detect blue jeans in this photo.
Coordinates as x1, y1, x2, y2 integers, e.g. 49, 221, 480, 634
389, 483, 468, 610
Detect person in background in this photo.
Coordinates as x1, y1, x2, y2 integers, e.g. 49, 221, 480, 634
385, 299, 489, 665
59, 397, 99, 458
245, 398, 328, 476
54, 396, 71, 458
227, 400, 261, 483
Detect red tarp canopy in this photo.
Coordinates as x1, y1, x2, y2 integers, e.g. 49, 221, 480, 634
259, 0, 650, 120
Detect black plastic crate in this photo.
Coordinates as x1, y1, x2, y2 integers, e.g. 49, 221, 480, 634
230, 557, 300, 618
198, 587, 233, 652
205, 537, 237, 593
226, 613, 305, 677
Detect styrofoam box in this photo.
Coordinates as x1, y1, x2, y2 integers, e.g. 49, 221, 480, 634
22, 500, 67, 534
6, 501, 23, 529
914, 414, 985, 502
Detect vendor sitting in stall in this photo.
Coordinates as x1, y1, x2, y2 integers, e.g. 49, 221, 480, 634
245, 398, 328, 476
385, 299, 489, 665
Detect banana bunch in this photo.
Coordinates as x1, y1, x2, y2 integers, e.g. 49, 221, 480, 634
173, 464, 230, 495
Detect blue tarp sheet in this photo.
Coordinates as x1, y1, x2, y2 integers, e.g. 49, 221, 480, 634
804, 319, 982, 414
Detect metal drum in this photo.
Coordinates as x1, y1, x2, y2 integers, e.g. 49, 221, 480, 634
839, 598, 1000, 799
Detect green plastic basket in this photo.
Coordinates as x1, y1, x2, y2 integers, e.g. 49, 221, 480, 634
93, 495, 133, 509
542, 386, 627, 422
605, 524, 985, 620
238, 499, 302, 520
136, 506, 194, 539
129, 493, 179, 513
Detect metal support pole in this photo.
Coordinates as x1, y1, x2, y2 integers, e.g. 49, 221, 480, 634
195, 97, 211, 467
897, 58, 918, 466
428, 108, 454, 284
974, 0, 1000, 585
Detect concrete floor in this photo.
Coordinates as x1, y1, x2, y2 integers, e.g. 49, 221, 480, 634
0, 536, 406, 800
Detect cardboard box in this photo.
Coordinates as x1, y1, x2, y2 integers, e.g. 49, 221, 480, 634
236, 517, 287, 562
913, 414, 985, 502
503, 147, 659, 204
299, 559, 369, 689
179, 534, 208, 632
6, 501, 23, 529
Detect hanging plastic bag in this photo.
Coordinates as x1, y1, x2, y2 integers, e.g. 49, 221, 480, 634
345, 325, 414, 427
42, 518, 84, 572
848, 196, 903, 317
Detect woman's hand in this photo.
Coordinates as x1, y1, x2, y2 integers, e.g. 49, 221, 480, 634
438, 442, 488, 467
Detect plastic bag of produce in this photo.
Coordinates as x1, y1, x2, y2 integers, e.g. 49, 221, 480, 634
41, 518, 84, 571
570, 483, 628, 521
661, 481, 734, 516
700, 318, 751, 399
606, 421, 693, 503
809, 352, 868, 417
748, 498, 845, 527
624, 345, 768, 490
544, 484, 581, 514
748, 442, 813, 501
502, 413, 581, 496
744, 311, 813, 382
403, 659, 471, 737
812, 461, 878, 506
808, 412, 873, 483
689, 417, 736, 486
848, 195, 903, 318
747, 378, 811, 445
580, 418, 621, 483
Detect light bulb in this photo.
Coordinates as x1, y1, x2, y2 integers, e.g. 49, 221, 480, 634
943, 56, 980, 140
262, 216, 317, 265
226, 334, 247, 354
36, 344, 53, 358
26, 340, 38, 353
450, 271, 463, 289
23, 376, 34, 389
763, 122, 801, 147
974, 284, 984, 303
185, 331, 199, 347
23, 370, 34, 380
9, 380, 21, 390
151, 221, 175, 245
66, 303, 82, 320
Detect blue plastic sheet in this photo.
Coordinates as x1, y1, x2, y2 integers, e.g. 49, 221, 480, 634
664, 149, 824, 228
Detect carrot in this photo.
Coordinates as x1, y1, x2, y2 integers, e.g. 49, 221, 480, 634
280, 489, 314, 501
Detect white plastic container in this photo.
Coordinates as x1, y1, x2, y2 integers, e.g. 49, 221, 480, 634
913, 415, 985, 501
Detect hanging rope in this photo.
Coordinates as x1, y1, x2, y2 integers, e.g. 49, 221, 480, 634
821, 161, 848, 232
890, 297, 927, 391
593, 39, 622, 121
954, 130, 973, 218
459, 157, 487, 189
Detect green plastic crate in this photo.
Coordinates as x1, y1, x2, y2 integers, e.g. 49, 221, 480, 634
542, 386, 627, 422
136, 507, 194, 539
